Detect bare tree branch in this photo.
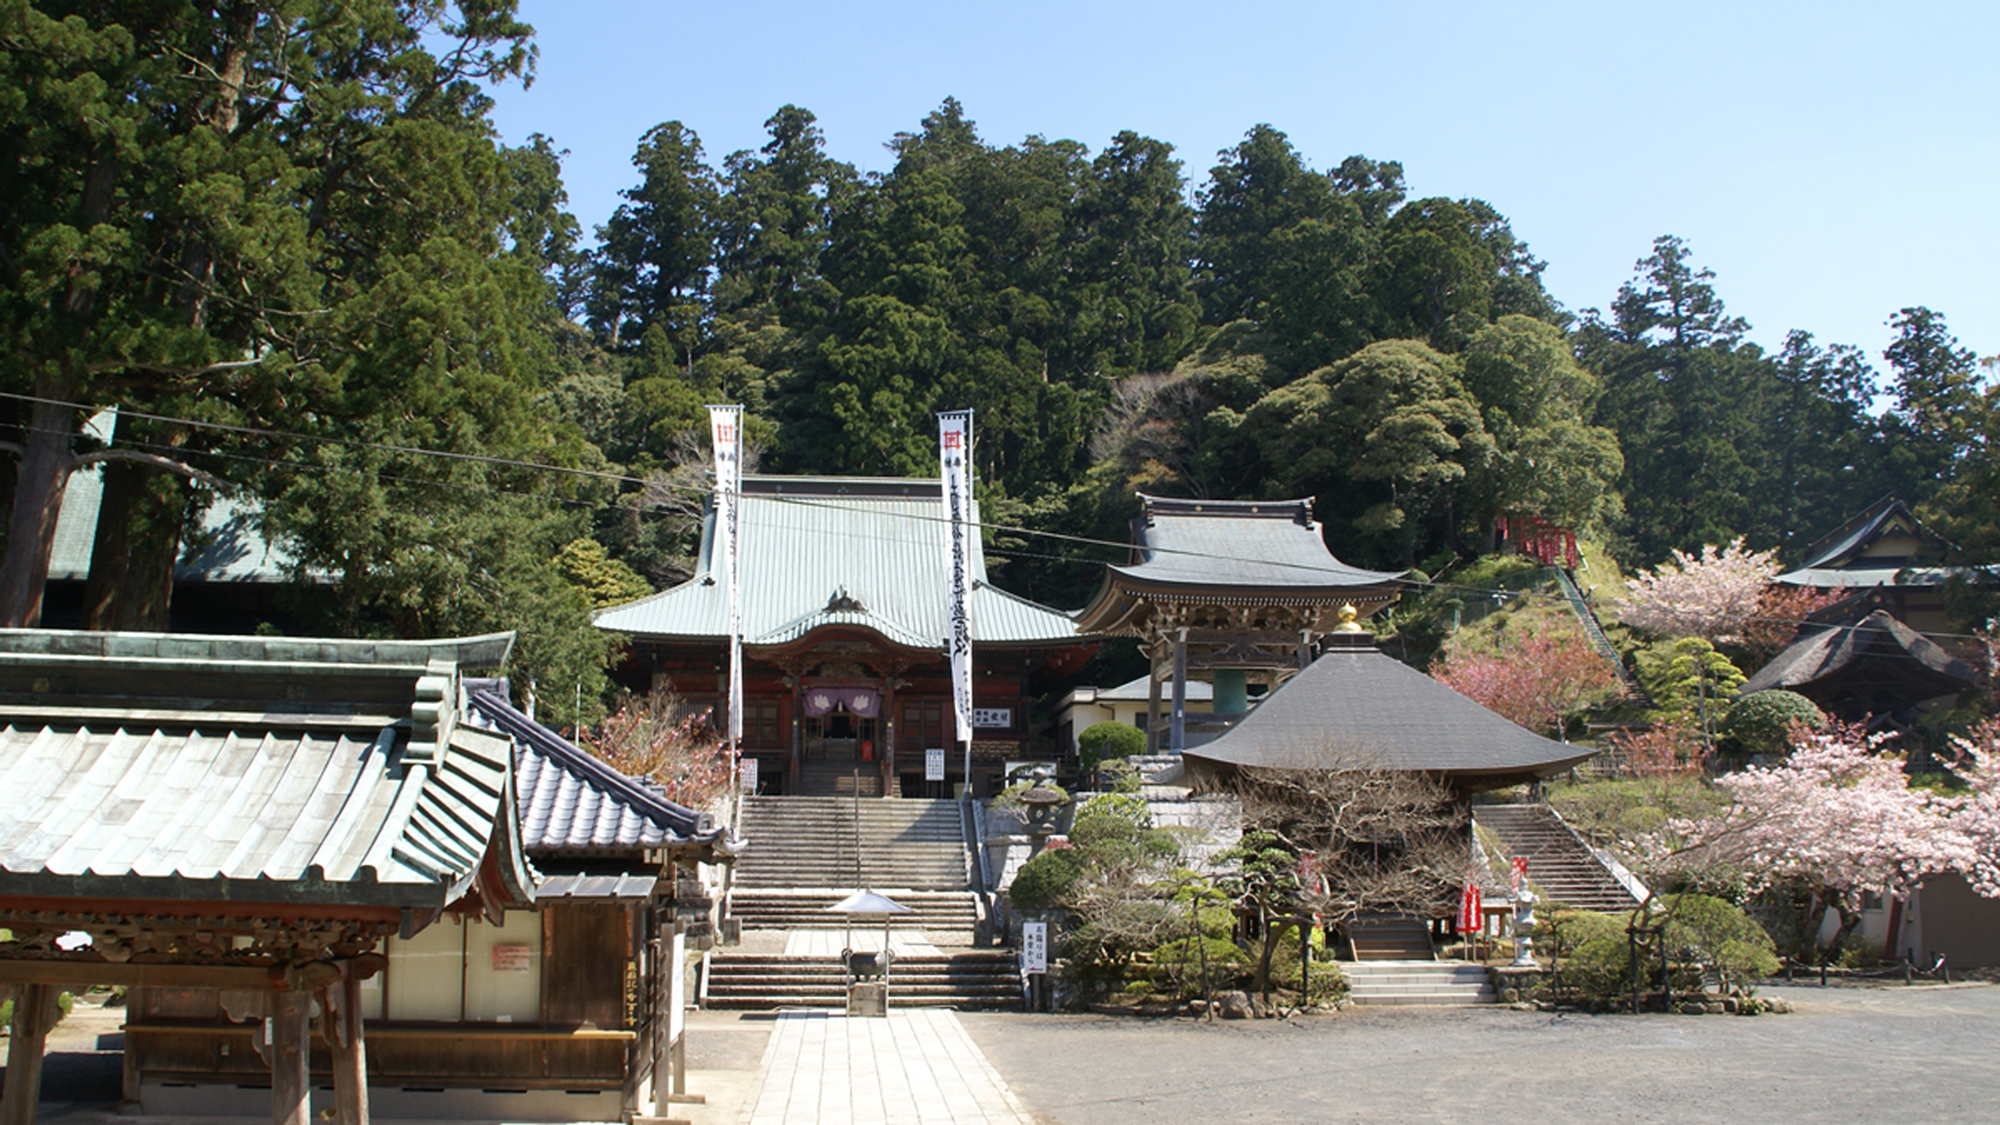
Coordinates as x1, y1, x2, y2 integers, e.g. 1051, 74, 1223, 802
70, 449, 227, 489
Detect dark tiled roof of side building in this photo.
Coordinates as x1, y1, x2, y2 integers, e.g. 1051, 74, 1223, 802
1183, 635, 1596, 786
464, 680, 733, 857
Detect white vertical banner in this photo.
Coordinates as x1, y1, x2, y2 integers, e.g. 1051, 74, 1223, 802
937, 410, 976, 788
708, 405, 745, 746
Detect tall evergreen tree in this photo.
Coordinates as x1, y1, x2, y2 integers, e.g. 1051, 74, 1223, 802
588, 121, 719, 363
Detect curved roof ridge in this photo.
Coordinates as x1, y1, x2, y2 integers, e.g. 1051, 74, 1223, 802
464, 683, 723, 851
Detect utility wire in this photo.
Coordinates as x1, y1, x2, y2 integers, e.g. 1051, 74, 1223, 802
6, 391, 1993, 647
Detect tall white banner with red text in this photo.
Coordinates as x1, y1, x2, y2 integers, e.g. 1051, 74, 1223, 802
938, 411, 976, 783
708, 405, 744, 746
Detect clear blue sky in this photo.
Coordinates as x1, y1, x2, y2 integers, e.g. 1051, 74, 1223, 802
487, 0, 1997, 372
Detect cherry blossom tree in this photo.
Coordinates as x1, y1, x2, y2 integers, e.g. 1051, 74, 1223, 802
1655, 725, 1970, 950
1739, 584, 1843, 666
581, 689, 737, 809
1944, 720, 2000, 897
1616, 537, 1781, 645
1429, 624, 1621, 739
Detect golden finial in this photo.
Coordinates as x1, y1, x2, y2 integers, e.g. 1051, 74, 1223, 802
1333, 603, 1364, 633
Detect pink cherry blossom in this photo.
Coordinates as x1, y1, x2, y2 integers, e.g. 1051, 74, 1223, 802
1616, 536, 1780, 645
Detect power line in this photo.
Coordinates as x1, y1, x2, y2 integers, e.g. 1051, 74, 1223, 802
5, 390, 1993, 646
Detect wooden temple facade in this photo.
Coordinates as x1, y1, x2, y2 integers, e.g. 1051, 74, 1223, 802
595, 477, 1093, 798
1073, 495, 1404, 753
0, 630, 732, 1125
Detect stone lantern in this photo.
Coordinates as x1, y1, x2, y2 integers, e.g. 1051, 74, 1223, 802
1018, 766, 1067, 856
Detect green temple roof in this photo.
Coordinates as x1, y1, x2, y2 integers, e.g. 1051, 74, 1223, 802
594, 476, 1083, 649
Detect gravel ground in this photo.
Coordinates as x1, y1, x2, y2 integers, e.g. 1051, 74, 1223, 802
962, 984, 2000, 1125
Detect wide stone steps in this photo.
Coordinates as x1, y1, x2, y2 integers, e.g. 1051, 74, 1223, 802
1342, 961, 1495, 1006
1474, 804, 1641, 913
730, 889, 980, 933
1348, 916, 1436, 961
734, 797, 971, 892
706, 953, 1020, 1010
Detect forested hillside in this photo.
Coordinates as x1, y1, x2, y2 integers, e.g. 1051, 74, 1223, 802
562, 99, 1993, 609
3, 3, 1992, 723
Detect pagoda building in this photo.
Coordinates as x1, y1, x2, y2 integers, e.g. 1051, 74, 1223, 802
1073, 494, 1404, 753
594, 476, 1093, 798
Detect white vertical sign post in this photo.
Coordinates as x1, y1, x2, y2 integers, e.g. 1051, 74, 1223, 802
708, 406, 745, 785
1022, 921, 1047, 974
937, 411, 976, 795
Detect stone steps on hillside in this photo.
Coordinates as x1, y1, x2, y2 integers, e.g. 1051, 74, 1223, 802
1342, 961, 1494, 1006
1474, 804, 1642, 913
733, 796, 971, 892
706, 951, 1020, 1010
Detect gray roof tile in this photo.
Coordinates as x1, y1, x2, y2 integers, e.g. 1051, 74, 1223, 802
464, 682, 730, 857
1184, 639, 1594, 782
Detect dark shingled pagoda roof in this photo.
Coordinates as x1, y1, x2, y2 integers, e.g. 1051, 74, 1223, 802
1182, 636, 1596, 788
1108, 495, 1402, 593
1740, 608, 1975, 703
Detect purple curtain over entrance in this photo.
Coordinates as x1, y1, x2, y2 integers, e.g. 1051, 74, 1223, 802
804, 687, 880, 717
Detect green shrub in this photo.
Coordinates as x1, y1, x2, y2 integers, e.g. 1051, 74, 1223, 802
1148, 936, 1251, 998
992, 777, 1070, 813
1721, 690, 1826, 756
1662, 893, 1779, 991
1549, 896, 1778, 1005
1078, 721, 1145, 774
1075, 792, 1153, 831
1008, 848, 1084, 912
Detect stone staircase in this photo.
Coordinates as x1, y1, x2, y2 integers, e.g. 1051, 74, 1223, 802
734, 796, 971, 891
706, 951, 1020, 1010
797, 760, 893, 798
1473, 803, 1643, 913
713, 796, 1002, 1009
1342, 962, 1495, 1006
1346, 915, 1436, 961
730, 888, 980, 933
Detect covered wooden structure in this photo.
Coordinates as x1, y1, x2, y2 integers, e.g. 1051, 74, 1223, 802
464, 679, 736, 1118
1073, 495, 1403, 753
1739, 607, 1977, 732
595, 476, 1094, 797
1181, 623, 1598, 793
0, 630, 530, 1125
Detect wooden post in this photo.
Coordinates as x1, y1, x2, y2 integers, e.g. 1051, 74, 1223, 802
329, 966, 370, 1125
789, 676, 804, 795
2, 982, 60, 1125
1144, 657, 1161, 753
880, 678, 897, 797
622, 905, 650, 1121
1169, 628, 1188, 755
270, 988, 312, 1125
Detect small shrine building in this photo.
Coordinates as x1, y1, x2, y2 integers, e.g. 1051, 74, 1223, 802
595, 476, 1094, 798
1072, 495, 1403, 753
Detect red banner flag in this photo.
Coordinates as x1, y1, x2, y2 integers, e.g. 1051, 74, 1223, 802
1458, 883, 1482, 933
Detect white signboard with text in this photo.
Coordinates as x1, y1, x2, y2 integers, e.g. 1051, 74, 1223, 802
1022, 922, 1048, 975
972, 707, 1013, 729
925, 748, 946, 782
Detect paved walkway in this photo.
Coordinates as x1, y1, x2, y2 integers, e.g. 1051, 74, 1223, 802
741, 1010, 1033, 1125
